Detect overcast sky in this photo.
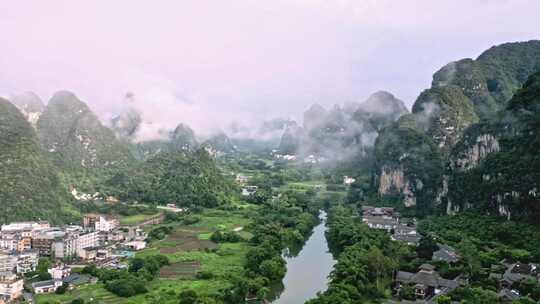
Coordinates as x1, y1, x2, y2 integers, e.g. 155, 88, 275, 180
1, 0, 539, 134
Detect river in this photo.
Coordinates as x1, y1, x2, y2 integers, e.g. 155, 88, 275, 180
269, 211, 336, 304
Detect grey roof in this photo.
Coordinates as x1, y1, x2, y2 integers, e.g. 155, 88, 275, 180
63, 274, 91, 285
363, 216, 398, 226
433, 244, 459, 263
396, 271, 414, 281
502, 263, 538, 284
497, 288, 520, 301
392, 234, 421, 245
396, 265, 458, 290
32, 280, 56, 288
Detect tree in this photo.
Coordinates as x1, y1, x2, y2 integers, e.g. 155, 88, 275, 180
179, 290, 199, 304
435, 295, 451, 304
417, 236, 437, 259
129, 257, 145, 273
364, 246, 397, 290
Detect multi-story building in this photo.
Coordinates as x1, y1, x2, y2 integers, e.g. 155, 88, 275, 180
52, 234, 78, 260
0, 254, 16, 273
17, 236, 32, 252
76, 232, 99, 259
83, 214, 101, 231
0, 234, 19, 252
95, 216, 119, 232
16, 251, 38, 274
48, 265, 71, 280
32, 230, 66, 256
0, 272, 23, 301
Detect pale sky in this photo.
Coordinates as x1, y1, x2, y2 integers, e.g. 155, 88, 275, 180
1, 0, 539, 134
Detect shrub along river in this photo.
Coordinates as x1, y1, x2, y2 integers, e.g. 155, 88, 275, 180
269, 211, 336, 304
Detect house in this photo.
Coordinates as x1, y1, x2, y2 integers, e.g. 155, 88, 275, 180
362, 207, 400, 232
497, 288, 521, 303
48, 265, 71, 280
343, 176, 356, 185
392, 223, 419, 243
124, 241, 146, 251
395, 264, 459, 300
31, 279, 63, 294
0, 272, 23, 301
391, 234, 421, 247
241, 186, 258, 196
433, 244, 460, 264
235, 174, 250, 184
62, 274, 95, 289
500, 263, 540, 289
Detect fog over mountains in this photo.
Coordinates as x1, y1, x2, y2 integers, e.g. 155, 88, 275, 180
2, 1, 540, 138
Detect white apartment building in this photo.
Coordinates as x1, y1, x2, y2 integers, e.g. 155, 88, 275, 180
48, 265, 71, 280
95, 216, 118, 232
76, 232, 99, 259
16, 251, 38, 274
0, 235, 18, 252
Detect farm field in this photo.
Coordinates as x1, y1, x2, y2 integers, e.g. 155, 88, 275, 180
36, 207, 256, 304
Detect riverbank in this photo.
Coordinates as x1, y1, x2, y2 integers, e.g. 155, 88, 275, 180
269, 211, 336, 304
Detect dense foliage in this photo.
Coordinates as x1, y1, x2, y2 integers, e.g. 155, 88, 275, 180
448, 71, 540, 220
373, 40, 540, 216
35, 91, 134, 192
106, 149, 234, 207
307, 205, 412, 304
0, 98, 74, 224
82, 254, 169, 297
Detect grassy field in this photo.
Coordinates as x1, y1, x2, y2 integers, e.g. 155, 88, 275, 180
36, 207, 255, 304
118, 212, 162, 226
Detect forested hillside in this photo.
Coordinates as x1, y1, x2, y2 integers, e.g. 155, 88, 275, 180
36, 91, 135, 191
447, 71, 540, 221
0, 98, 74, 224
372, 40, 540, 219
105, 149, 235, 207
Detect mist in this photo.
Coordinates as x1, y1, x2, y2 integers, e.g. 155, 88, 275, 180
1, 0, 539, 139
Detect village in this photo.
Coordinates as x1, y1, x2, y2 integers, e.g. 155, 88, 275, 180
0, 212, 164, 303
361, 206, 540, 303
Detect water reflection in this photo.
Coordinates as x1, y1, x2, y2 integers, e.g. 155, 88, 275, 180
269, 211, 336, 304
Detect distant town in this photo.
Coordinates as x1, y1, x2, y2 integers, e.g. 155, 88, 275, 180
0, 211, 170, 303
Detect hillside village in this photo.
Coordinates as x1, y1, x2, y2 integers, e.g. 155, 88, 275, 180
361, 206, 540, 303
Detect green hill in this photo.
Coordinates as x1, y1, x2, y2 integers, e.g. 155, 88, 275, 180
36, 91, 134, 191
373, 40, 540, 215
0, 98, 75, 224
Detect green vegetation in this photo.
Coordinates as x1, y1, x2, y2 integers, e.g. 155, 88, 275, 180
373, 114, 444, 214
419, 213, 540, 302
0, 98, 75, 224
448, 70, 540, 221
36, 91, 134, 192
306, 205, 412, 304
106, 149, 235, 207
374, 40, 540, 216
